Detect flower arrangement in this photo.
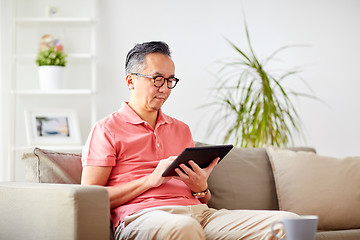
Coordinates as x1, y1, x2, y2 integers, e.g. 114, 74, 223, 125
35, 34, 67, 67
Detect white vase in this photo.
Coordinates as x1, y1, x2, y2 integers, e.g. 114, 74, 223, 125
38, 66, 64, 90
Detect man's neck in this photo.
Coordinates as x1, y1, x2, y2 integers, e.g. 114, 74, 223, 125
128, 102, 158, 129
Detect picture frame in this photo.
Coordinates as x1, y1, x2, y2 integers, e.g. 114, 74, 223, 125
25, 109, 81, 145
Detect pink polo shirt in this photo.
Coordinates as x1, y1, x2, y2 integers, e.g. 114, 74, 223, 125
82, 102, 201, 229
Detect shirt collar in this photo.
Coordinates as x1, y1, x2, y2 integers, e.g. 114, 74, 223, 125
119, 102, 173, 125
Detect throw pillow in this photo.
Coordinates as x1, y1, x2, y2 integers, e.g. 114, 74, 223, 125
22, 147, 82, 184
266, 146, 360, 230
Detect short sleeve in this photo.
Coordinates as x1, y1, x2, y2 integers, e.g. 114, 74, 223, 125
185, 125, 195, 148
81, 122, 117, 167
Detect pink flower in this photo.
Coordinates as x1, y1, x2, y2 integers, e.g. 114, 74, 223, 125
54, 44, 64, 52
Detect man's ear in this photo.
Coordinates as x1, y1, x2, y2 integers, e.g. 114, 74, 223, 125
126, 74, 135, 90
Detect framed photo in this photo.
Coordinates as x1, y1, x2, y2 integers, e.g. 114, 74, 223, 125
25, 109, 81, 145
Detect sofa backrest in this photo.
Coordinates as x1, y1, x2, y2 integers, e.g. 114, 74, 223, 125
195, 142, 316, 211
22, 144, 315, 211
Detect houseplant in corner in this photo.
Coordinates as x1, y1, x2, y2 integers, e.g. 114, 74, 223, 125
36, 34, 67, 90
206, 22, 316, 148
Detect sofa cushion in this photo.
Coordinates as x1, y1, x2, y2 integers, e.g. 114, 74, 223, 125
196, 142, 279, 210
197, 142, 316, 211
266, 146, 360, 230
22, 147, 82, 184
316, 229, 360, 240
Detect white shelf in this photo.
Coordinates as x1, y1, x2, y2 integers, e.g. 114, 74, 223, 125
14, 53, 94, 60
12, 145, 84, 152
12, 89, 94, 95
15, 17, 93, 23
8, 0, 97, 181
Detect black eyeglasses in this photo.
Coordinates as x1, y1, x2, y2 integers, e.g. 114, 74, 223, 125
131, 73, 179, 89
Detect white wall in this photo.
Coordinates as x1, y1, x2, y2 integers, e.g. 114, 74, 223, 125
1, 0, 359, 177
0, 0, 3, 181
95, 0, 360, 157
0, 0, 12, 181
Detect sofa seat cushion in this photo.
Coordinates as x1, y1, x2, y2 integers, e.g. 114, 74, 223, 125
267, 146, 360, 230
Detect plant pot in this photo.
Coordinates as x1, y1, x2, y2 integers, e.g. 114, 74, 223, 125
38, 66, 64, 90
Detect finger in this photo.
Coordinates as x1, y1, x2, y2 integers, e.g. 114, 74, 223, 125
212, 157, 220, 165
160, 156, 177, 168
188, 160, 202, 173
179, 163, 195, 176
205, 157, 220, 172
160, 159, 174, 169
174, 168, 189, 179
173, 175, 188, 182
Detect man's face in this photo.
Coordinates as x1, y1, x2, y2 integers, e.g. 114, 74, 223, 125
131, 53, 175, 112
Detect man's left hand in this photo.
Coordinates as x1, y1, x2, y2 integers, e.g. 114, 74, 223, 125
173, 157, 219, 193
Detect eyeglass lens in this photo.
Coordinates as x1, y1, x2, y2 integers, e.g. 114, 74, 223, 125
153, 76, 177, 89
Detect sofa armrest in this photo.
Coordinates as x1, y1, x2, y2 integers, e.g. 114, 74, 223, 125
0, 182, 110, 240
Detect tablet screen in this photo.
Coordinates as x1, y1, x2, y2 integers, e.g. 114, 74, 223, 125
162, 145, 233, 177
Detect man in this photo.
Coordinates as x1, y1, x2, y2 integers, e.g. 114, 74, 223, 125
81, 41, 297, 240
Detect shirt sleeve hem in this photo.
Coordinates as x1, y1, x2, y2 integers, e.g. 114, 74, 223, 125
82, 158, 116, 167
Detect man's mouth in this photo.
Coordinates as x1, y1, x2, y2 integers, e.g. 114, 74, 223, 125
154, 96, 166, 100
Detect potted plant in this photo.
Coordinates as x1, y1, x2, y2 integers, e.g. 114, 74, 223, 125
35, 34, 67, 90
206, 22, 316, 148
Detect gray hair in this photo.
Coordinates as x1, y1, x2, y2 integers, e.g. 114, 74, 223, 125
125, 41, 171, 75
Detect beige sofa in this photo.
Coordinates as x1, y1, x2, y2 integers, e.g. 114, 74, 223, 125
0, 143, 359, 240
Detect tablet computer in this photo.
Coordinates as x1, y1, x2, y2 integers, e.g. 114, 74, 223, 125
162, 144, 233, 177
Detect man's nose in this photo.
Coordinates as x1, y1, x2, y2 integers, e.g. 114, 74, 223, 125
158, 81, 170, 92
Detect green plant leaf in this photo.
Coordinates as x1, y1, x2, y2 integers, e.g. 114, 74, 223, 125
35, 47, 67, 67
204, 21, 318, 148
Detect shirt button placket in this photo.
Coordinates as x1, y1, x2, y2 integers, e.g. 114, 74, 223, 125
154, 132, 161, 159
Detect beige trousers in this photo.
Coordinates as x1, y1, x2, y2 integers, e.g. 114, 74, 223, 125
114, 204, 298, 240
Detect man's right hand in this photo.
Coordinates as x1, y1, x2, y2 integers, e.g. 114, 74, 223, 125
146, 156, 177, 188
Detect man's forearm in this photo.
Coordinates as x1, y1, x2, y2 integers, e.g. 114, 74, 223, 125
106, 176, 153, 209
81, 166, 151, 208
81, 157, 175, 209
